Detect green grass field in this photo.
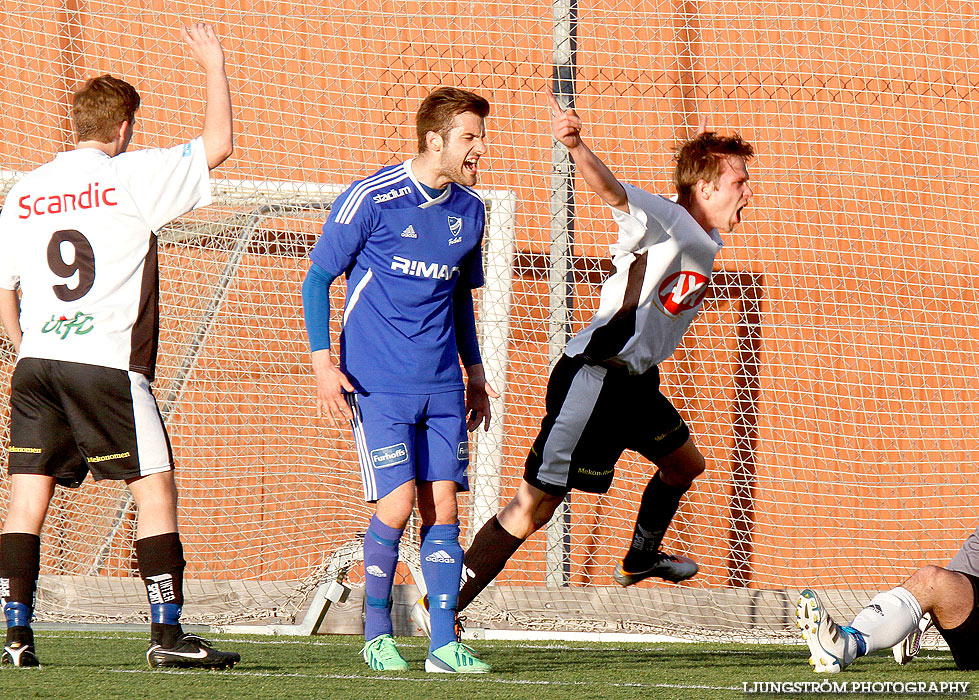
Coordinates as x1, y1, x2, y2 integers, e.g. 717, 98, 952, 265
0, 631, 972, 700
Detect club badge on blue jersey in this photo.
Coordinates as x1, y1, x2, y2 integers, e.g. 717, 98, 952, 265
448, 216, 463, 245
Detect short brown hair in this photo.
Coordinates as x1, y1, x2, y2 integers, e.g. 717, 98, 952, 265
71, 74, 141, 143
416, 87, 490, 153
673, 132, 754, 206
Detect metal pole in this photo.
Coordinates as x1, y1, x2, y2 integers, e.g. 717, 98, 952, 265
546, 0, 578, 587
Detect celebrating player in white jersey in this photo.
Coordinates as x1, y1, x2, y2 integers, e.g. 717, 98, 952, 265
413, 88, 755, 635
302, 87, 497, 673
798, 527, 979, 673
0, 23, 239, 670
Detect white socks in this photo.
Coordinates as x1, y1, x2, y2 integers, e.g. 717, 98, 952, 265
848, 586, 923, 655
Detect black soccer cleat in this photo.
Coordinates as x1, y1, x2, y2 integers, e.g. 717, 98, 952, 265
1, 641, 40, 668
146, 632, 240, 669
613, 551, 699, 585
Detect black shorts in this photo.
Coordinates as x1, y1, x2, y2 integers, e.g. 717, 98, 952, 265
8, 358, 174, 487
523, 354, 690, 495
936, 572, 979, 670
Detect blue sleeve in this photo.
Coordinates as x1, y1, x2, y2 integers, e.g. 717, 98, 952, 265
309, 186, 373, 277
302, 263, 337, 352
453, 284, 481, 367
459, 231, 485, 290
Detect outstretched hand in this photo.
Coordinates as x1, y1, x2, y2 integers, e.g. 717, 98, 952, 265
182, 22, 226, 73
546, 88, 582, 150
695, 115, 708, 135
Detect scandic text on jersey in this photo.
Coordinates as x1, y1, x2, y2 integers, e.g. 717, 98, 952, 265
18, 182, 118, 219
390, 256, 460, 280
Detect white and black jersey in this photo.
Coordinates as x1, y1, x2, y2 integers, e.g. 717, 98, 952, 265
0, 138, 211, 380
950, 526, 979, 577
565, 183, 723, 374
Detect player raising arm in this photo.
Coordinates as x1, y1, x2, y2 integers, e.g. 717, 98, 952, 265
413, 87, 755, 635
0, 23, 238, 669
302, 87, 497, 673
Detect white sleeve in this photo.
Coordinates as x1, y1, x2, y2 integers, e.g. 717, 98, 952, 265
113, 137, 213, 232
0, 195, 20, 290
608, 183, 671, 254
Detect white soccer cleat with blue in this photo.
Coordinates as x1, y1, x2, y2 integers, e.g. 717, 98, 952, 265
892, 612, 932, 665
797, 589, 855, 673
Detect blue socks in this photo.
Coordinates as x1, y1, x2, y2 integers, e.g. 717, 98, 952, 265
3, 602, 31, 628
420, 523, 464, 651
363, 515, 403, 642
151, 602, 182, 625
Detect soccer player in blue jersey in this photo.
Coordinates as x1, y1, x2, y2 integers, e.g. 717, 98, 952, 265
302, 87, 496, 673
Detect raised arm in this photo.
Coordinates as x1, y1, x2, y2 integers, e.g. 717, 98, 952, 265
546, 88, 628, 213
182, 23, 233, 170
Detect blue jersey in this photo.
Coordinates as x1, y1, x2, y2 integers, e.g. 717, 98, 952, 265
310, 161, 485, 394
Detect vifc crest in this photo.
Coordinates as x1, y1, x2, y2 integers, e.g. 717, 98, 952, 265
447, 216, 463, 245
657, 271, 709, 315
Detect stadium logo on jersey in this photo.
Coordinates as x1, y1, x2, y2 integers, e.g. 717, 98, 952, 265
391, 256, 460, 280
401, 225, 418, 239
425, 549, 457, 564
41, 311, 95, 339
447, 216, 463, 245
371, 443, 409, 468
373, 186, 412, 203
657, 271, 710, 315
456, 441, 469, 461
18, 182, 118, 219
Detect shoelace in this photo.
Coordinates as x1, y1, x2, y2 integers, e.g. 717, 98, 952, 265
178, 634, 214, 649
362, 636, 399, 659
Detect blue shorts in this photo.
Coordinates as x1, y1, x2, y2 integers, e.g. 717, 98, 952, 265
346, 390, 470, 502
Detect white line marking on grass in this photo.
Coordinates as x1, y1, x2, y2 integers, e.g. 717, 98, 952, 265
32, 632, 795, 653
106, 668, 739, 691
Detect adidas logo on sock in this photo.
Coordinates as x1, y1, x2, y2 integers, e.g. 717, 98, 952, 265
401, 225, 417, 239
366, 565, 388, 578
425, 549, 456, 564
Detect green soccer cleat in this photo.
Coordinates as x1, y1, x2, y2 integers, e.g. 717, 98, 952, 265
425, 641, 490, 673
361, 634, 409, 672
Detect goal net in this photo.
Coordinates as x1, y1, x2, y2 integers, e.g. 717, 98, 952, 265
1, 1, 977, 641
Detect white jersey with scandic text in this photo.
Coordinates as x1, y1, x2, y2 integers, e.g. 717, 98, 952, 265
564, 183, 723, 374
0, 138, 211, 379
